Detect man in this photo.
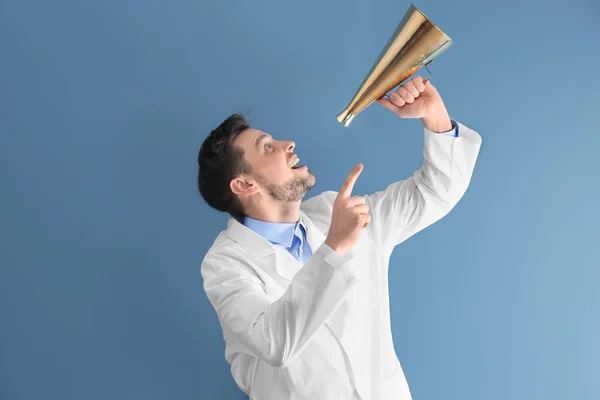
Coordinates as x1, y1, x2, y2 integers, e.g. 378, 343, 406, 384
198, 76, 482, 400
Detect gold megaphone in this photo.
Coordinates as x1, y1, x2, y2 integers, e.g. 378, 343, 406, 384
337, 4, 453, 127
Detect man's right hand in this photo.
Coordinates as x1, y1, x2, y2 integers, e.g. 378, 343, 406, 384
325, 163, 371, 257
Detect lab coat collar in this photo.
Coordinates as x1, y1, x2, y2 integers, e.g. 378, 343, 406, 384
226, 210, 327, 281
225, 210, 354, 361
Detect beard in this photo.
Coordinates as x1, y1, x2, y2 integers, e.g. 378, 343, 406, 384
255, 171, 316, 202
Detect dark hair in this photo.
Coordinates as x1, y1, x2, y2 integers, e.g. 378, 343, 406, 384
197, 113, 252, 219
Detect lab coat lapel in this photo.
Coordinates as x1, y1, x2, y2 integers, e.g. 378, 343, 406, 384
225, 216, 300, 286
225, 213, 353, 344
225, 212, 329, 288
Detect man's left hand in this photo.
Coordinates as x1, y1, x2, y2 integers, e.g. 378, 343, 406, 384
376, 76, 453, 133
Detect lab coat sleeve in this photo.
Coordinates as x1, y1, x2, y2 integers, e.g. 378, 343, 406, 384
201, 241, 359, 368
363, 120, 482, 254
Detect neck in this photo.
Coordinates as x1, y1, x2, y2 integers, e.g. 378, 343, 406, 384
244, 198, 301, 223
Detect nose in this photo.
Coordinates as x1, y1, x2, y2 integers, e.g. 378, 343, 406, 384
285, 141, 295, 152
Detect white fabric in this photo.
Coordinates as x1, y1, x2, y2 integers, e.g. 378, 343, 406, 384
201, 121, 482, 400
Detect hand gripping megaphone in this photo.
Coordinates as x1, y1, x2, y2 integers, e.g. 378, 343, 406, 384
337, 4, 453, 127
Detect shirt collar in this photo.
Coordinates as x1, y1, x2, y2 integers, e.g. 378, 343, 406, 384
238, 215, 307, 248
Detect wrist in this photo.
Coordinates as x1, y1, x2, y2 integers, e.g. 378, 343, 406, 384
422, 106, 452, 133
325, 238, 347, 257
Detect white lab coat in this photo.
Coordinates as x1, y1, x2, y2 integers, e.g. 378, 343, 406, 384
201, 121, 482, 400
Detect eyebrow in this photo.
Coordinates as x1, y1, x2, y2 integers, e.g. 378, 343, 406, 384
254, 133, 271, 149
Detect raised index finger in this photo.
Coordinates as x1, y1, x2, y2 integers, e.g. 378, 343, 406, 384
339, 163, 363, 198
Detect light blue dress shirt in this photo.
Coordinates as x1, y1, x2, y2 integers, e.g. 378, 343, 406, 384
240, 216, 314, 264
240, 120, 458, 264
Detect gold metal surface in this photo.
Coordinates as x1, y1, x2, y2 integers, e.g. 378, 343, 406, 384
337, 4, 453, 127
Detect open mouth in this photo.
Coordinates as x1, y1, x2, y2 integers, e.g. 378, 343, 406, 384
289, 157, 305, 170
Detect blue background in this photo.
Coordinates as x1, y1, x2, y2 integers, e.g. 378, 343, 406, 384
1, 0, 599, 399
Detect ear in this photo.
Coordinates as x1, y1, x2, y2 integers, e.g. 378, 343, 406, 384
230, 176, 259, 197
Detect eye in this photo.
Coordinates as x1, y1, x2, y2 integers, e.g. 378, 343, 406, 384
264, 143, 273, 151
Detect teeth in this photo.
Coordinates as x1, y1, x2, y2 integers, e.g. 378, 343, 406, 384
290, 157, 300, 168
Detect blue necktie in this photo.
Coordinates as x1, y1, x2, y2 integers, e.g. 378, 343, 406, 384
292, 224, 312, 264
